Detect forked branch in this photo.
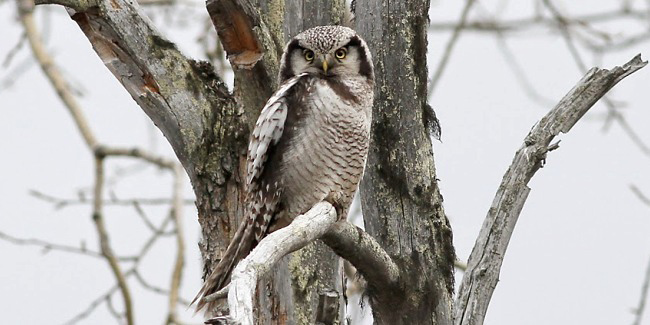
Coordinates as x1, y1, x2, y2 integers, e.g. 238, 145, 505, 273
206, 202, 398, 325
219, 202, 337, 325
455, 55, 647, 325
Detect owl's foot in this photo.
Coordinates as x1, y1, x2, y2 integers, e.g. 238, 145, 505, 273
323, 196, 345, 220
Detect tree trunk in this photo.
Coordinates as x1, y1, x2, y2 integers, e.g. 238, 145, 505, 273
356, 1, 456, 324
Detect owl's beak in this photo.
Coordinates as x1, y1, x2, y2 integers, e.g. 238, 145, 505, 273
321, 54, 333, 75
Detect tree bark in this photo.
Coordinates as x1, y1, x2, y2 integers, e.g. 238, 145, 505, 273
355, 1, 456, 324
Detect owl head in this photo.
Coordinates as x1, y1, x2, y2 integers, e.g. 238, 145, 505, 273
278, 25, 374, 83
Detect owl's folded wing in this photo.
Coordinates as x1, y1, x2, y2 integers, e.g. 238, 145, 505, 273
246, 73, 308, 186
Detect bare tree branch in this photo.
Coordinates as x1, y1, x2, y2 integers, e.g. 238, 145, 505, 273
429, 8, 650, 34
428, 0, 477, 98
632, 256, 650, 325
541, 0, 650, 156
455, 55, 647, 325
95, 146, 176, 169
28, 190, 194, 208
62, 283, 122, 325
0, 230, 104, 259
630, 184, 650, 207
223, 202, 337, 325
2, 31, 27, 68
17, 0, 98, 148
321, 220, 399, 290
205, 0, 281, 130
167, 164, 186, 324
93, 156, 135, 325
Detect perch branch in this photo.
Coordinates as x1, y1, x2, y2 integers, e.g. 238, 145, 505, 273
321, 221, 400, 290
454, 55, 647, 325
223, 202, 337, 325
210, 201, 399, 324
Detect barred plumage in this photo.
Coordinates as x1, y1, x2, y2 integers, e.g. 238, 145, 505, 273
193, 25, 374, 315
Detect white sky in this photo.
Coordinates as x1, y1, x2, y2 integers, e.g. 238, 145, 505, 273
1, 0, 649, 324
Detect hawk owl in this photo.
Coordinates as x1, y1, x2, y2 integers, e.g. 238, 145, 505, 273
193, 25, 375, 314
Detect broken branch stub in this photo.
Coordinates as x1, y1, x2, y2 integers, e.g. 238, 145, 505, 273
206, 0, 263, 69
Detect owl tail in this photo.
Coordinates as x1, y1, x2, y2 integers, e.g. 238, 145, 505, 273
191, 218, 257, 314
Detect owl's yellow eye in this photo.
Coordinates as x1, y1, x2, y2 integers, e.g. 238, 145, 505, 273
335, 48, 347, 59
304, 50, 315, 61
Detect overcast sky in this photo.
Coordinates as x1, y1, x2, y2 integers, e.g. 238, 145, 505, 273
1, 0, 649, 324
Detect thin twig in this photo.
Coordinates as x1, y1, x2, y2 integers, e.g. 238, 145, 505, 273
61, 283, 121, 325
167, 164, 186, 324
495, 35, 557, 107
0, 230, 103, 259
630, 185, 650, 207
92, 156, 135, 325
455, 259, 468, 272
632, 256, 650, 325
95, 145, 176, 169
29, 189, 194, 208
2, 31, 27, 68
429, 9, 650, 33
428, 0, 477, 98
105, 293, 125, 322
132, 201, 158, 232
17, 0, 98, 148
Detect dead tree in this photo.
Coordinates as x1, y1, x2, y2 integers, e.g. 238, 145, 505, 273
23, 0, 645, 323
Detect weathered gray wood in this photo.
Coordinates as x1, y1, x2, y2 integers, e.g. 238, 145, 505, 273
454, 55, 647, 325
221, 202, 336, 325
321, 218, 399, 289
355, 1, 456, 324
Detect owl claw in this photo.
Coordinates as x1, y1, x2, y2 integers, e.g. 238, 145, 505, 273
324, 197, 344, 219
